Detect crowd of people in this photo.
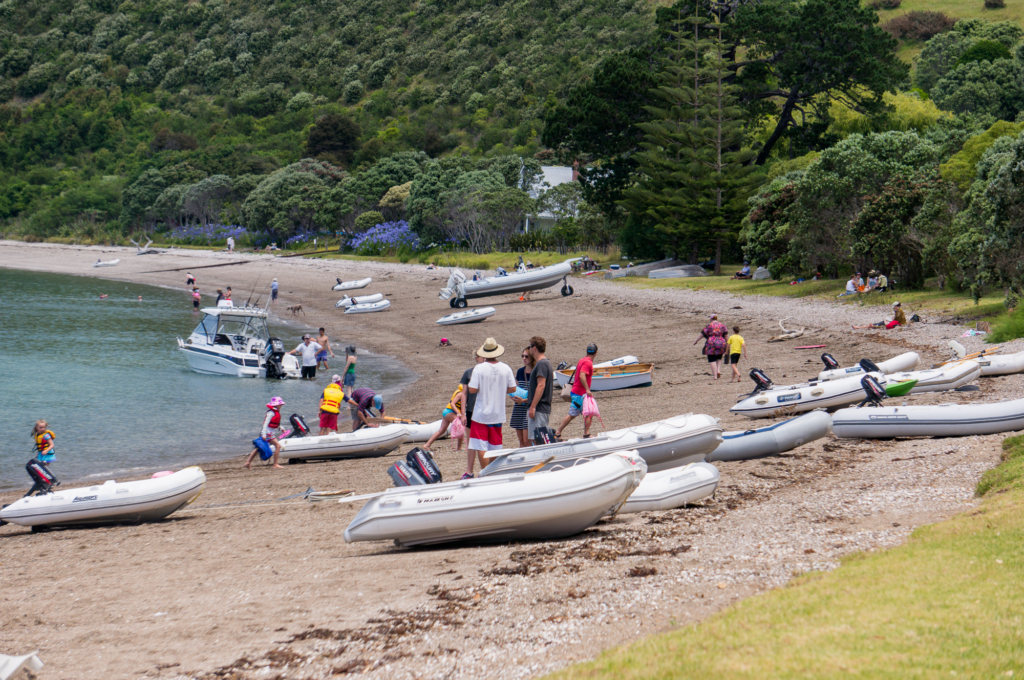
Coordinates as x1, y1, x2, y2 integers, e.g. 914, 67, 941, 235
840, 270, 890, 297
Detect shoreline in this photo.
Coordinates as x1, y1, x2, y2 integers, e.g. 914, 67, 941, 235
1, 240, 1019, 679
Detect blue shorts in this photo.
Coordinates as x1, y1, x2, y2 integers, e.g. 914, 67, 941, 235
442, 408, 456, 418
569, 393, 585, 417
37, 453, 55, 464
316, 351, 328, 361
343, 373, 356, 386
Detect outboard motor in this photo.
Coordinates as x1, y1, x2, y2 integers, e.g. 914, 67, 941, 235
439, 269, 466, 301
749, 368, 774, 393
25, 459, 58, 497
858, 358, 881, 374
858, 374, 888, 407
555, 360, 569, 371
388, 460, 426, 487
821, 353, 840, 370
280, 413, 310, 439
263, 337, 287, 379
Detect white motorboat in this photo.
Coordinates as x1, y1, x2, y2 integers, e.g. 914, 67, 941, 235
976, 351, 1024, 377
333, 277, 372, 291
92, 258, 120, 267
818, 351, 920, 381
833, 398, 1024, 438
176, 306, 301, 378
335, 293, 384, 308
436, 306, 497, 326
595, 356, 640, 368
343, 452, 646, 546
279, 424, 409, 461
480, 413, 722, 475
883, 359, 980, 394
439, 257, 577, 308
344, 300, 391, 314
553, 363, 655, 391
618, 463, 720, 514
731, 371, 884, 419
0, 467, 205, 529
708, 411, 833, 462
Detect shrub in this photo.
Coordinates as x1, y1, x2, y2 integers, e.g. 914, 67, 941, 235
354, 210, 385, 232
881, 11, 956, 42
989, 307, 1024, 343
956, 40, 1012, 66
984, 0, 1005, 8
868, 0, 901, 9
343, 80, 364, 104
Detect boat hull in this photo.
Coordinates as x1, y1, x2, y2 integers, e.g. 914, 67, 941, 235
344, 453, 645, 546
480, 414, 722, 476
333, 277, 372, 291
818, 352, 920, 381
833, 399, 1024, 438
178, 345, 301, 378
553, 365, 655, 391
344, 300, 391, 314
619, 463, 720, 514
336, 293, 384, 308
279, 424, 409, 460
708, 411, 833, 462
884, 360, 980, 394
978, 351, 1024, 377
731, 372, 883, 419
441, 260, 576, 301
436, 307, 497, 326
0, 468, 205, 528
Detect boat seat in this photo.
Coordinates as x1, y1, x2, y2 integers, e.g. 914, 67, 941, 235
214, 333, 232, 345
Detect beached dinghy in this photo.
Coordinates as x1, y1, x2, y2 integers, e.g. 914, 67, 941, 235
553, 363, 655, 391
0, 467, 205, 529
731, 369, 884, 419
343, 452, 646, 546
332, 277, 372, 292
881, 359, 980, 394
833, 398, 1024, 438
92, 258, 120, 268
480, 413, 722, 476
439, 257, 577, 308
402, 419, 446, 443
344, 299, 391, 314
618, 463, 720, 514
818, 351, 919, 381
595, 356, 640, 368
708, 411, 833, 462
976, 351, 1024, 377
335, 293, 384, 308
436, 306, 496, 326
279, 424, 409, 461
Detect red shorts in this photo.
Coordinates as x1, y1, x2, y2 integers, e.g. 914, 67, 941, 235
885, 320, 900, 330
468, 421, 503, 451
319, 411, 338, 430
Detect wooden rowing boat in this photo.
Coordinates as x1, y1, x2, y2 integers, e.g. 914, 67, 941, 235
553, 363, 655, 391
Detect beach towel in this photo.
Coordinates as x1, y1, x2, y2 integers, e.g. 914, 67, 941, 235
582, 394, 604, 428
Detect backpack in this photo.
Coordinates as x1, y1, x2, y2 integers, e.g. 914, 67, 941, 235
388, 460, 426, 487
406, 447, 442, 484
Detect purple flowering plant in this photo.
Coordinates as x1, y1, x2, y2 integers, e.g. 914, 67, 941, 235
168, 223, 249, 245
348, 221, 420, 256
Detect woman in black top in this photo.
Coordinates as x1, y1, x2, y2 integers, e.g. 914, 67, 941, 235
510, 347, 533, 447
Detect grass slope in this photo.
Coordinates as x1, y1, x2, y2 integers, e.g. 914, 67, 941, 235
550, 434, 1024, 679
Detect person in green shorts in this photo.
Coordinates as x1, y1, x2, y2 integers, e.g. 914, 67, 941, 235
726, 327, 746, 383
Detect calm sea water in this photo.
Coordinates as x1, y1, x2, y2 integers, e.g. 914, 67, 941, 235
0, 268, 415, 491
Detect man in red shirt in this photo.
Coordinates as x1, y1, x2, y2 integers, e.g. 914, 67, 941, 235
555, 343, 597, 439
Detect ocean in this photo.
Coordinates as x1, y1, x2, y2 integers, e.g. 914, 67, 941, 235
0, 268, 415, 491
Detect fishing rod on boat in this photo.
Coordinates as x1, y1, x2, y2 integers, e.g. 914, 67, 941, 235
244, 272, 263, 307
252, 277, 274, 308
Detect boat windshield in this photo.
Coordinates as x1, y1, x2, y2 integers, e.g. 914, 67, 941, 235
192, 313, 269, 342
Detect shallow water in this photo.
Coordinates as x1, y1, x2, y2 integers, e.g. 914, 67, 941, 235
0, 268, 415, 491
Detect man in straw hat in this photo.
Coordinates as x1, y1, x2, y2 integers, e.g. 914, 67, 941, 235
464, 337, 517, 479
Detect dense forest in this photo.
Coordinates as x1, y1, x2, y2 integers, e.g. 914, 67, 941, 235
0, 0, 1023, 297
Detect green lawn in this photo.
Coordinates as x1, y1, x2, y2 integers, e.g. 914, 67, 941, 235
549, 435, 1024, 679
876, 0, 1024, 29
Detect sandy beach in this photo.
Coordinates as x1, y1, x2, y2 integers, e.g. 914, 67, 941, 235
1, 240, 1020, 679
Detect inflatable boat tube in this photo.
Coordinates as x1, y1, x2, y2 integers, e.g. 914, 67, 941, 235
832, 398, 1024, 438
335, 293, 384, 308
343, 299, 391, 314
279, 424, 409, 460
332, 277, 372, 292
708, 411, 833, 462
977, 351, 1024, 377
618, 463, 719, 514
731, 372, 884, 419
883, 359, 980, 394
818, 351, 920, 381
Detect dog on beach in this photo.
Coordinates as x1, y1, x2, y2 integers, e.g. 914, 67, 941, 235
286, 304, 305, 316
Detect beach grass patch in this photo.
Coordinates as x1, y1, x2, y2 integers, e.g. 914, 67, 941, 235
548, 449, 1024, 680
989, 308, 1024, 343
977, 434, 1024, 496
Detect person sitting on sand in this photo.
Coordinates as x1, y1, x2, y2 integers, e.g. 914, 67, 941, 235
732, 262, 752, 279
852, 301, 907, 330
244, 397, 285, 469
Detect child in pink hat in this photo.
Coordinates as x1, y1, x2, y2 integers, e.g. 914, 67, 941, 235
244, 397, 285, 469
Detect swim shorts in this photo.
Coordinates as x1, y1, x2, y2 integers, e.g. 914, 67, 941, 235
726, 353, 741, 365
569, 393, 585, 417
442, 407, 456, 419
301, 365, 316, 379
468, 421, 503, 451
316, 351, 328, 361
343, 373, 356, 386
319, 411, 338, 431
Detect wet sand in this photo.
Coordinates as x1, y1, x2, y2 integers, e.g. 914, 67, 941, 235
0, 241, 1016, 679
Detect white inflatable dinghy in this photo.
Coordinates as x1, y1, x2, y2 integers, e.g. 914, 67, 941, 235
480, 413, 722, 476
344, 299, 391, 314
344, 451, 646, 546
92, 258, 120, 268
332, 277, 372, 291
882, 359, 980, 394
279, 424, 409, 461
977, 351, 1024, 377
618, 463, 719, 514
731, 371, 883, 419
818, 351, 919, 381
403, 419, 446, 443
436, 306, 496, 326
595, 355, 640, 368
335, 293, 384, 308
833, 398, 1024, 438
708, 411, 833, 462
0, 467, 205, 529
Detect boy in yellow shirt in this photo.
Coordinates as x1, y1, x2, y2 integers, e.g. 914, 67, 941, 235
726, 327, 746, 382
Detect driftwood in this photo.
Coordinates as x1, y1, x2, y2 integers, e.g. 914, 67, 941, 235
130, 237, 161, 255
768, 318, 806, 343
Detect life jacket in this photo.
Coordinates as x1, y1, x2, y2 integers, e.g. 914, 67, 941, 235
320, 384, 344, 414
447, 385, 464, 413
267, 409, 281, 430
35, 430, 55, 452
192, 290, 200, 300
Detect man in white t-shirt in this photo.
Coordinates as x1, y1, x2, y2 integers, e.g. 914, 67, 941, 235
227, 236, 235, 252
465, 337, 516, 479
288, 334, 323, 379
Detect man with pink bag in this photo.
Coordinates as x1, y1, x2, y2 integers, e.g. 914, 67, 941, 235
555, 343, 598, 439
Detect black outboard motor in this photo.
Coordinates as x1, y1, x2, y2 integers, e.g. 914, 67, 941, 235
25, 459, 58, 497
821, 353, 840, 370
858, 374, 888, 407
263, 337, 287, 379
555, 360, 569, 371
283, 413, 310, 439
858, 358, 881, 373
749, 368, 773, 393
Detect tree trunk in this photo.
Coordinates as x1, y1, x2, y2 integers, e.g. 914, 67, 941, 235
714, 237, 722, 276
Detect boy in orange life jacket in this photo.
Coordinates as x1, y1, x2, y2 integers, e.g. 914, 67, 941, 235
319, 375, 345, 434
244, 397, 285, 469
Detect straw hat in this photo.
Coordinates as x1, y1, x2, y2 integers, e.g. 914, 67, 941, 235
477, 337, 505, 358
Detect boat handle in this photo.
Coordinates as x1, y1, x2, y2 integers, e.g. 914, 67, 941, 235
637, 434, 656, 442
380, 499, 401, 507
509, 455, 525, 461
